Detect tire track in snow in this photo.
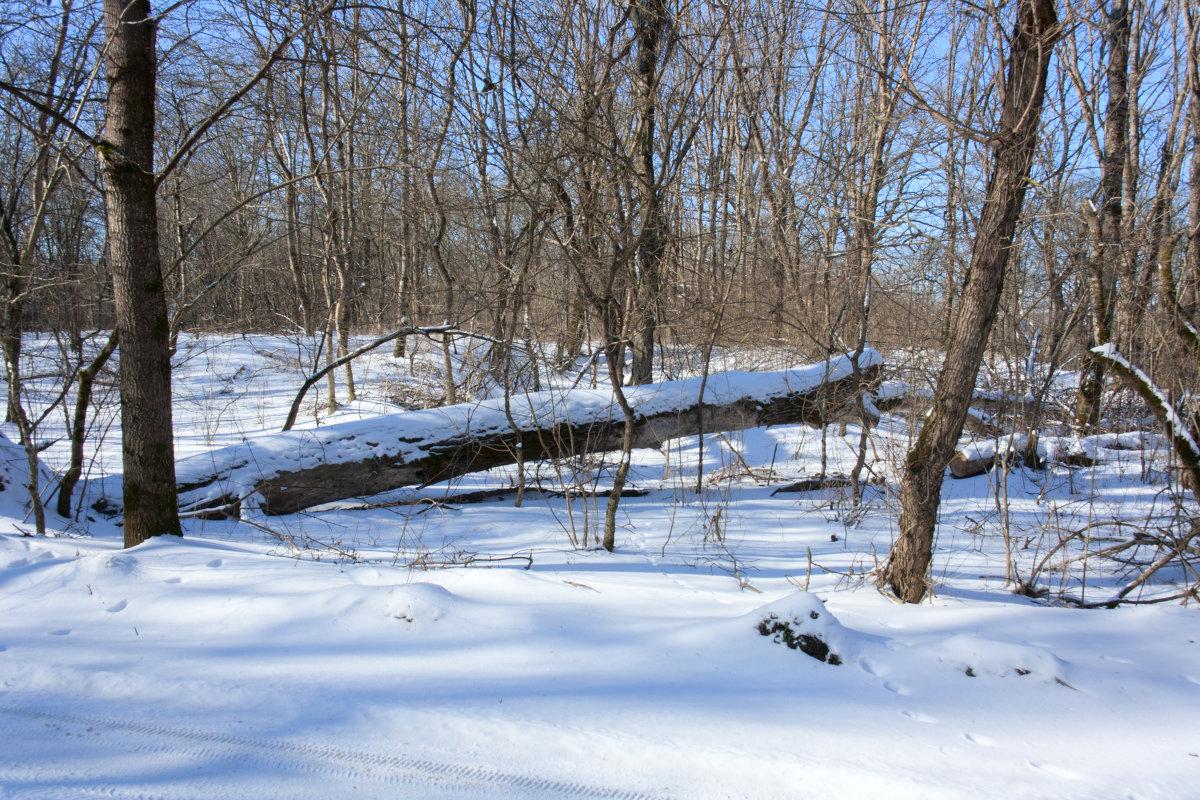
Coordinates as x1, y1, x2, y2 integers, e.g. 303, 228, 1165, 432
7, 788, 177, 800
0, 706, 668, 800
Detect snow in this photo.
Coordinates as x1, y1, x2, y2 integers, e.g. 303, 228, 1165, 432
0, 432, 51, 524
0, 334, 1197, 799
956, 432, 1030, 464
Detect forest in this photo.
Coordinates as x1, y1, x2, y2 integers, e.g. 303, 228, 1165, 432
0, 0, 1197, 798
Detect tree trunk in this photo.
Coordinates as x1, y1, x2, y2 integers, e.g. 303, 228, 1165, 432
883, 0, 1059, 603
57, 332, 119, 518
628, 0, 667, 386
1188, 6, 1200, 310
100, 0, 181, 546
1073, 0, 1130, 434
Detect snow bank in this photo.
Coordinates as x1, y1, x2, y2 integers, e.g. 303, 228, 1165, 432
0, 431, 52, 524
749, 592, 1075, 690
385, 582, 459, 625
930, 634, 1070, 683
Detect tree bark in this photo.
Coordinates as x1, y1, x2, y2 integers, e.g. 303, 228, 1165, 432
628, 0, 668, 386
1073, 0, 1130, 434
100, 0, 181, 546
883, 0, 1059, 603
56, 332, 119, 518
1188, 5, 1200, 310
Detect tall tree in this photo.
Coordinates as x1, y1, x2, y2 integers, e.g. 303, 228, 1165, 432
101, 0, 181, 546
883, 0, 1060, 604
1072, 0, 1132, 433
628, 0, 668, 386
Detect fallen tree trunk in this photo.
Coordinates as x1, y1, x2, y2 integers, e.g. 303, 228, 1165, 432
947, 430, 1175, 479
156, 351, 882, 517
872, 381, 1044, 437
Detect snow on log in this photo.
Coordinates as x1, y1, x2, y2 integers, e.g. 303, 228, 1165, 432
168, 351, 883, 517
948, 431, 1175, 478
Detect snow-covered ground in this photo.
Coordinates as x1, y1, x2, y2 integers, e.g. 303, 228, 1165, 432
0, 334, 1197, 799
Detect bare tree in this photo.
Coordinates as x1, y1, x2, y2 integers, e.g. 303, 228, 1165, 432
883, 0, 1060, 604
97, 0, 181, 545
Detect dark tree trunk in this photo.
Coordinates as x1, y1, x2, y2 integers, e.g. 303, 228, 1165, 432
628, 0, 667, 386
1, 323, 20, 425
1188, 8, 1200, 310
884, 0, 1059, 603
100, 0, 181, 546
56, 332, 119, 518
0, 205, 25, 426
1074, 0, 1131, 434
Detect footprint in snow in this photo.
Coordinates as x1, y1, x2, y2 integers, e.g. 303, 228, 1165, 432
206, 559, 222, 568
106, 600, 128, 613
6, 558, 29, 569
963, 732, 997, 747
163, 577, 182, 584
860, 658, 913, 694
47, 629, 71, 636
0, 644, 7, 653
900, 710, 938, 724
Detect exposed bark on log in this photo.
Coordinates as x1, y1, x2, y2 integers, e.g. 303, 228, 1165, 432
948, 449, 1020, 479
158, 353, 882, 518
769, 475, 885, 494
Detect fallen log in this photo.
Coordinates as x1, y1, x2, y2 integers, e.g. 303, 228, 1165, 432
873, 381, 1037, 437
947, 430, 1173, 479
770, 475, 852, 494
154, 351, 883, 517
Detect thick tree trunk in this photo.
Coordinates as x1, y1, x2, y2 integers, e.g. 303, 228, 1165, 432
883, 0, 1059, 603
101, 0, 181, 546
167, 353, 882, 518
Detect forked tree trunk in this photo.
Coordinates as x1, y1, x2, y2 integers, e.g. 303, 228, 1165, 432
884, 0, 1059, 604
100, 0, 181, 546
56, 332, 119, 518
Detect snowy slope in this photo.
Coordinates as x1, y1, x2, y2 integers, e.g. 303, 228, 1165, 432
0, 334, 1196, 799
